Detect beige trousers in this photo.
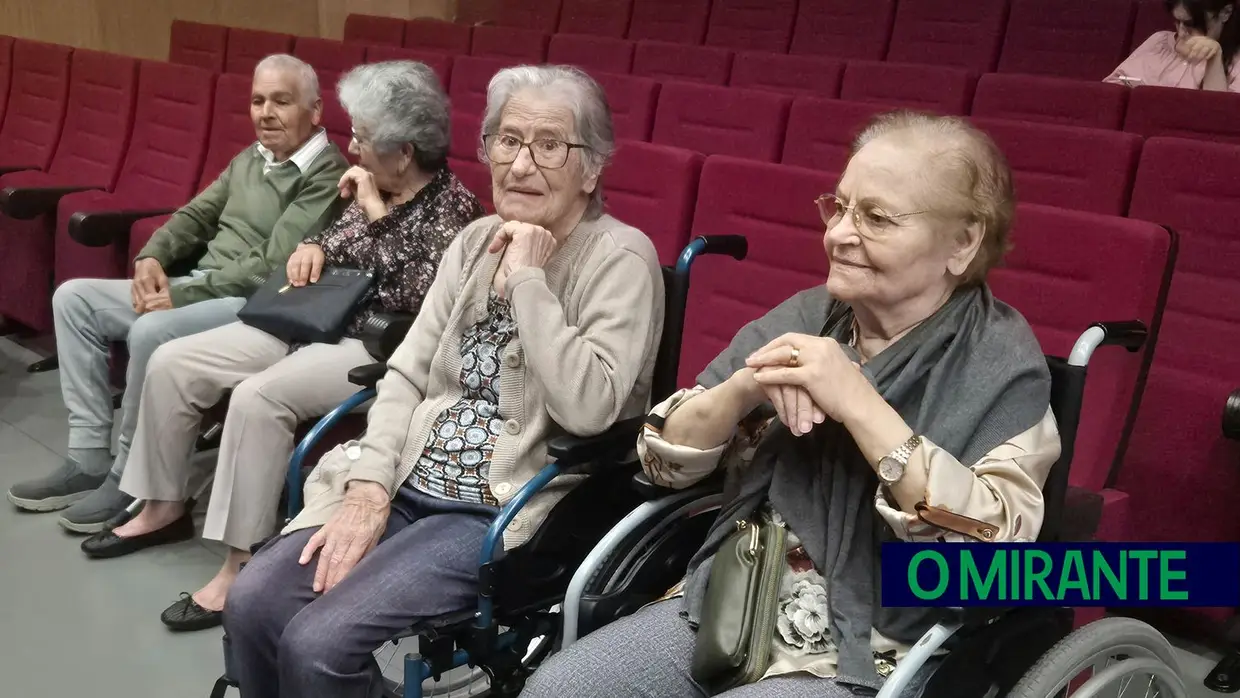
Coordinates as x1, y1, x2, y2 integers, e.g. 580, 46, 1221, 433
119, 321, 374, 550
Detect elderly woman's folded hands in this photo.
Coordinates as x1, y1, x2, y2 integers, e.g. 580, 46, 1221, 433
746, 333, 870, 437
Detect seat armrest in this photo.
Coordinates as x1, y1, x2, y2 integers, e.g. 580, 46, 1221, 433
1225, 388, 1240, 441
0, 185, 103, 220
359, 312, 415, 360
0, 165, 39, 177
69, 208, 177, 247
348, 362, 387, 389
548, 416, 646, 473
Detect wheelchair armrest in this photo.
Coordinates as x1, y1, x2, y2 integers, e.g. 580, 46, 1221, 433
0, 185, 103, 220
547, 416, 645, 474
1225, 389, 1240, 441
1090, 321, 1148, 351
68, 207, 177, 247
347, 362, 387, 389
359, 312, 415, 361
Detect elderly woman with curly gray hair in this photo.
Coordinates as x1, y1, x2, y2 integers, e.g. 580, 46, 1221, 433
77, 60, 484, 632
217, 63, 665, 697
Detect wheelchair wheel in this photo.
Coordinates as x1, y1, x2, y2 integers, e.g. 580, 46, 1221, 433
1009, 617, 1189, 698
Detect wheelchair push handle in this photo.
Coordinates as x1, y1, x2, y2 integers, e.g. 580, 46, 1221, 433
1224, 388, 1240, 442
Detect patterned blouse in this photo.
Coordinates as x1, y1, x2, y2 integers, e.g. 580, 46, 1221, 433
408, 290, 518, 505
304, 167, 484, 339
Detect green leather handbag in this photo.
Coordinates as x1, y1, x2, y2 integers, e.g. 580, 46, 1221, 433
690, 514, 787, 694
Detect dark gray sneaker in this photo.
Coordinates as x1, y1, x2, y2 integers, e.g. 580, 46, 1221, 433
58, 472, 136, 534
7, 460, 107, 512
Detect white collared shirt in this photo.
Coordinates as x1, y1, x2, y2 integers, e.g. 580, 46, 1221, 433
255, 127, 331, 176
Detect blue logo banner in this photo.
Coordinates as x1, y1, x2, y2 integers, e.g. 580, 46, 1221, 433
880, 542, 1240, 607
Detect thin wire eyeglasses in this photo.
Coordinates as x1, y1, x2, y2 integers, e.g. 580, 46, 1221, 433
814, 193, 931, 237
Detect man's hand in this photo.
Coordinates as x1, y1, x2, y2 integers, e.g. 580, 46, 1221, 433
132, 258, 169, 312
141, 288, 174, 313
299, 480, 390, 593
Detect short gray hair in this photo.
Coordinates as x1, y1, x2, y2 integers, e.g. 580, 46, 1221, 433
481, 65, 616, 219
254, 54, 320, 108
337, 61, 450, 172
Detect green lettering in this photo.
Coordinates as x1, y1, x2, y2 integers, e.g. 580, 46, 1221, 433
1058, 550, 1090, 601
1010, 547, 1019, 600
962, 549, 1005, 600
1129, 550, 1158, 600
1024, 550, 1054, 600
1159, 551, 1188, 601
909, 551, 949, 600
1092, 550, 1126, 599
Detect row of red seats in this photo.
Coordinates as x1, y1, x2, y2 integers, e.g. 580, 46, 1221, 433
343, 0, 1173, 82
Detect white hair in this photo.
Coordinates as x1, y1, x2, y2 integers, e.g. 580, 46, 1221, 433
336, 61, 450, 171
481, 64, 616, 219
254, 54, 320, 108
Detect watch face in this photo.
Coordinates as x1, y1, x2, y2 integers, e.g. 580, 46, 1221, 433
879, 457, 903, 483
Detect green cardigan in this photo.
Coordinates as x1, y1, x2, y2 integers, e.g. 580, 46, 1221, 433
135, 141, 349, 306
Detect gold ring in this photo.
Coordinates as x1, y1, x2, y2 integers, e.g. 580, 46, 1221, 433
789, 347, 800, 367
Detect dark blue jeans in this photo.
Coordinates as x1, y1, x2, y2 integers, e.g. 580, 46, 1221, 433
223, 485, 498, 698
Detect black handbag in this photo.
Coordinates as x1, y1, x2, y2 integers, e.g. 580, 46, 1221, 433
237, 266, 375, 345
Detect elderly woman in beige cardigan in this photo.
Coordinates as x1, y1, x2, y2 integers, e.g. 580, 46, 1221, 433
220, 64, 666, 698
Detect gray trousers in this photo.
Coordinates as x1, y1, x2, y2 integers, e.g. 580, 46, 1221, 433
223, 486, 498, 698
53, 277, 245, 477
120, 322, 374, 550
521, 599, 940, 698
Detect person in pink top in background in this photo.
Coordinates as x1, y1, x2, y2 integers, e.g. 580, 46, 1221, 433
1106, 0, 1240, 92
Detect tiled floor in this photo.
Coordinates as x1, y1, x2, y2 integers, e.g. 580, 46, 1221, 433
0, 335, 1233, 698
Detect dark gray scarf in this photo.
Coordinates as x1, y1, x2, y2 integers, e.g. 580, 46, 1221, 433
681, 283, 1050, 694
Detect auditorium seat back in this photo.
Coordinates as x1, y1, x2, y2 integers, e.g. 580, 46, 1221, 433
1124, 86, 1240, 146
628, 0, 712, 44
972, 117, 1142, 215
497, 0, 563, 33
1119, 137, 1240, 544
839, 60, 976, 114
168, 20, 228, 73
0, 40, 72, 172
48, 49, 140, 187
632, 41, 732, 85
997, 0, 1135, 81
449, 113, 492, 213
0, 36, 11, 128
365, 46, 453, 89
781, 97, 884, 173
653, 83, 791, 162
1129, 0, 1170, 53
728, 52, 844, 98
971, 73, 1129, 130
885, 0, 1008, 72
342, 14, 405, 47
225, 28, 295, 76
293, 38, 366, 149
604, 140, 703, 265
470, 26, 550, 63
449, 56, 518, 117
405, 18, 472, 55
988, 203, 1173, 494
705, 0, 798, 53
593, 72, 660, 141
199, 73, 256, 192
680, 156, 836, 386
558, 0, 634, 38
790, 0, 897, 60
548, 34, 636, 75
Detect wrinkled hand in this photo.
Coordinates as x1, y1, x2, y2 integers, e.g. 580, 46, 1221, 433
300, 480, 390, 593
287, 243, 327, 287
487, 221, 558, 294
141, 288, 173, 313
746, 333, 870, 432
338, 166, 387, 222
1177, 35, 1222, 64
132, 258, 169, 313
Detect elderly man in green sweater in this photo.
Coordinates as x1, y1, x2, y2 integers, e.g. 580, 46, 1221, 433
7, 54, 349, 533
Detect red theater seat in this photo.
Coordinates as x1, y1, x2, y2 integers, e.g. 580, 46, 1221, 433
448, 113, 492, 213
0, 36, 11, 128
790, 0, 897, 60
342, 14, 406, 47
1124, 86, 1240, 146
971, 118, 1142, 215
971, 73, 1129, 130
496, 0, 563, 33
0, 49, 139, 332
593, 72, 660, 141
470, 26, 549, 63
558, 0, 634, 38
1119, 137, 1240, 549
603, 140, 703, 265
405, 18, 472, 55
224, 28, 295, 76
293, 38, 367, 149
704, 0, 797, 53
885, 0, 1008, 72
547, 34, 635, 75
652, 83, 791, 162
364, 46, 453, 89
0, 40, 72, 174
632, 41, 732, 86
449, 56, 517, 117
839, 61, 976, 115
679, 156, 836, 387
627, 0, 712, 45
1130, 0, 1170, 54
168, 20, 228, 73
728, 52, 844, 98
781, 97, 885, 173
997, 0, 1136, 81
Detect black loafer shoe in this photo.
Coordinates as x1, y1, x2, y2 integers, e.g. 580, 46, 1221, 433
80, 510, 195, 559
161, 592, 223, 632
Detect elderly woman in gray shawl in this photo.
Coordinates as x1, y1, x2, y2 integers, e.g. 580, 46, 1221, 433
521, 110, 1061, 698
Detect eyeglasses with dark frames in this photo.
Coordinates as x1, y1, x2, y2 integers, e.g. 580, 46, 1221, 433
483, 133, 591, 170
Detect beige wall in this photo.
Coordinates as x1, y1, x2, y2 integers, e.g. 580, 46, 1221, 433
0, 0, 464, 60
